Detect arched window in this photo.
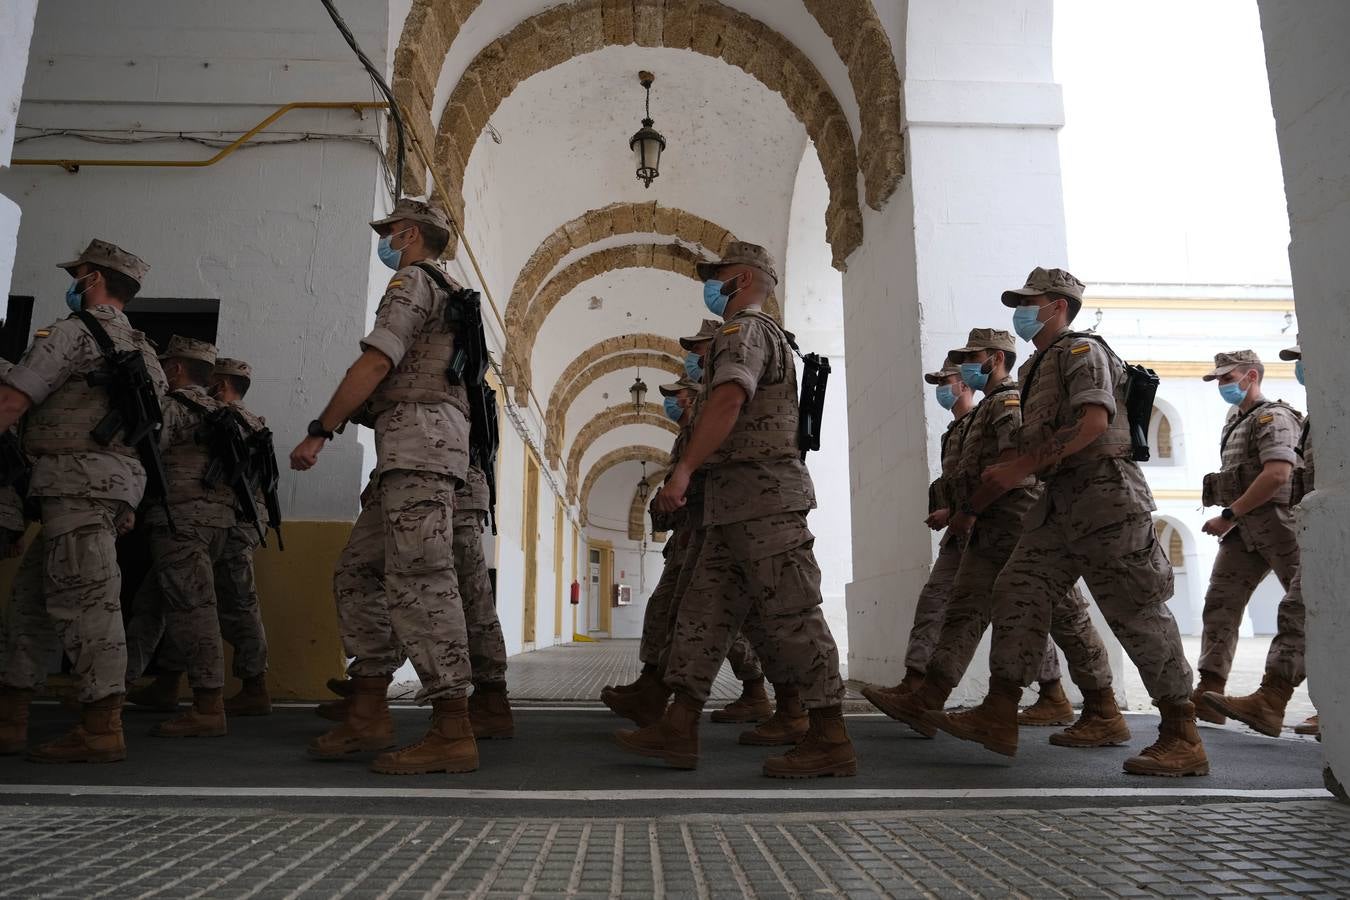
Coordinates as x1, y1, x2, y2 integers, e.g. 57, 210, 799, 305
1155, 520, 1186, 571
1145, 403, 1181, 466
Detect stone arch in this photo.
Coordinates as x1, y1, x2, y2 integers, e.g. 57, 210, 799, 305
580, 445, 669, 526
802, 0, 905, 209
567, 404, 678, 501
509, 242, 779, 393
427, 0, 864, 267
388, 0, 483, 193
507, 202, 738, 345
629, 468, 670, 541
545, 336, 683, 463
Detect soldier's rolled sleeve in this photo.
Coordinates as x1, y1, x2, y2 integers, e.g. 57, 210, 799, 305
990, 398, 1023, 455
1061, 341, 1118, 419
1256, 409, 1301, 465
4, 326, 82, 405
707, 321, 769, 402
360, 267, 435, 367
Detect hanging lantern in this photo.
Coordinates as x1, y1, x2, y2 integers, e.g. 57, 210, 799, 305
636, 461, 651, 501
629, 71, 666, 189
630, 373, 648, 412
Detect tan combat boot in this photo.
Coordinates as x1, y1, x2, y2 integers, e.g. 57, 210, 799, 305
224, 675, 272, 717
371, 696, 479, 775
739, 684, 809, 745
866, 674, 954, 738
1050, 687, 1132, 747
308, 675, 396, 758
1203, 673, 1294, 738
602, 664, 659, 696
152, 688, 227, 738
762, 706, 857, 779
0, 687, 34, 755
28, 694, 127, 764
602, 671, 671, 727
127, 670, 183, 712
1190, 671, 1226, 725
926, 677, 1022, 757
468, 682, 515, 740
614, 692, 702, 769
860, 667, 925, 708
315, 698, 348, 722
1295, 715, 1320, 738
1123, 700, 1209, 777
1018, 679, 1075, 726
710, 677, 772, 724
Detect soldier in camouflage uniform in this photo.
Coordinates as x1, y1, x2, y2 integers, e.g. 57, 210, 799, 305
291, 198, 477, 776
455, 463, 513, 739
619, 243, 855, 778
929, 268, 1207, 777
872, 329, 1124, 750
0, 239, 166, 763
1191, 350, 1307, 737
145, 336, 238, 739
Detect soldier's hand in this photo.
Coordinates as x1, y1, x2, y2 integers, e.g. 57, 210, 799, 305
1202, 515, 1235, 538
925, 508, 950, 531
290, 435, 326, 471
949, 511, 976, 537
982, 459, 1027, 493
654, 469, 689, 513
115, 509, 136, 537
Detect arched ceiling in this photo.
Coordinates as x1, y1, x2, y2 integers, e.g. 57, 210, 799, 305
388, 0, 900, 520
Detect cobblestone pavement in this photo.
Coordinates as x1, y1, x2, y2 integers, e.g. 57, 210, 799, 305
0, 801, 1346, 897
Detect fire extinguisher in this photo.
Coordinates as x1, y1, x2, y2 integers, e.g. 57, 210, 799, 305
570, 580, 581, 606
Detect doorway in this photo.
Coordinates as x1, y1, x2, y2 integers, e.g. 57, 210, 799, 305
522, 454, 540, 645
553, 499, 564, 640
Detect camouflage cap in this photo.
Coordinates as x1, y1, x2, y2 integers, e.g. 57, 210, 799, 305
695, 241, 778, 285
1000, 267, 1086, 310
159, 335, 218, 366
923, 353, 962, 385
369, 197, 452, 237
1202, 349, 1263, 382
679, 318, 721, 351
658, 377, 703, 397
1279, 336, 1301, 362
948, 328, 1017, 362
213, 357, 253, 381
57, 239, 150, 287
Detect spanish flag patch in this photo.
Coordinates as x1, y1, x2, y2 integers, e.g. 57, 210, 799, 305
722, 324, 742, 335
1070, 343, 1092, 355
34, 329, 50, 338
386, 279, 403, 290
1259, 414, 1274, 424
1003, 397, 1021, 407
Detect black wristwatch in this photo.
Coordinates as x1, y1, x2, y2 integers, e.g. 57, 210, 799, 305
1221, 507, 1236, 521
307, 419, 335, 441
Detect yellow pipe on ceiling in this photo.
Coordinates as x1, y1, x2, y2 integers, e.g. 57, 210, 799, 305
11, 101, 388, 172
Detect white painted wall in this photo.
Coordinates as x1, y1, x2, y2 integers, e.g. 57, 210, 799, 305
0, 0, 39, 310
1257, 0, 1350, 794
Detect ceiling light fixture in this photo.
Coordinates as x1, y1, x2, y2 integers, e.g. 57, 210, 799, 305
630, 370, 648, 413
630, 71, 666, 189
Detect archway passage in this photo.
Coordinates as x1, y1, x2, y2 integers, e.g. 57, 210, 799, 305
423, 0, 866, 268
580, 445, 670, 525
566, 403, 679, 501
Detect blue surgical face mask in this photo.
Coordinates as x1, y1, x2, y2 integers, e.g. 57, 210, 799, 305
935, 384, 959, 410
377, 228, 411, 271
959, 362, 989, 391
1295, 359, 1305, 386
663, 396, 684, 422
684, 352, 704, 382
65, 273, 93, 313
703, 275, 741, 318
1219, 380, 1248, 406
1012, 304, 1046, 341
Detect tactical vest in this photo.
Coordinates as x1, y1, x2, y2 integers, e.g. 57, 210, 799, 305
361, 266, 469, 422
1203, 400, 1301, 507
165, 390, 237, 508
23, 313, 146, 459
1019, 331, 1133, 471
928, 413, 973, 513
707, 310, 800, 465
952, 382, 1035, 512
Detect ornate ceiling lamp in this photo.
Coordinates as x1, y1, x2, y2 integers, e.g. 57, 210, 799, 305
629, 71, 666, 189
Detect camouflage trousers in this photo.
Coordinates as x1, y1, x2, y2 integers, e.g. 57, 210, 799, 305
452, 508, 507, 685
1199, 507, 1304, 684
1, 498, 128, 703
148, 518, 232, 691
664, 512, 842, 708
125, 524, 269, 681
653, 524, 764, 683
926, 525, 1105, 691
990, 511, 1192, 702
334, 470, 471, 702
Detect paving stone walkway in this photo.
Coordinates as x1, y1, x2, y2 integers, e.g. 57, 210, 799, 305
1, 801, 1346, 898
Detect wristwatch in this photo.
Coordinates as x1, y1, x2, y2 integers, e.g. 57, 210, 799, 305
307, 419, 335, 441
1220, 507, 1236, 521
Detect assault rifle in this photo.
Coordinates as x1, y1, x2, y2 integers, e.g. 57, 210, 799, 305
77, 311, 173, 531
469, 381, 499, 534
187, 401, 265, 545
248, 427, 285, 550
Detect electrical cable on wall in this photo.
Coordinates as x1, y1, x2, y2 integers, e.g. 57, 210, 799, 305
319, 0, 404, 201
